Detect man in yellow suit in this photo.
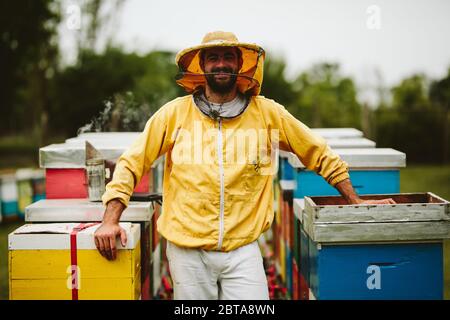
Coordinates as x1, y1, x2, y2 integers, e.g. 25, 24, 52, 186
94, 31, 394, 300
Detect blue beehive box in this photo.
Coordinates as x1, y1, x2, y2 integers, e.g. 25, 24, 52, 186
279, 150, 294, 181
1, 174, 19, 221
279, 135, 375, 184
295, 193, 450, 300
288, 148, 406, 197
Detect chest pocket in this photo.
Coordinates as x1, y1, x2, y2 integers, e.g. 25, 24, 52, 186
243, 158, 274, 193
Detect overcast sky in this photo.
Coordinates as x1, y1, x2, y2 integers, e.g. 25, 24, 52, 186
60, 0, 450, 103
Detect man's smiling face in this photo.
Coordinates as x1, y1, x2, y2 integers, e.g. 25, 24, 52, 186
201, 46, 242, 94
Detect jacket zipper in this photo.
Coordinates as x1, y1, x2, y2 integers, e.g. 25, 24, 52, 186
217, 118, 225, 250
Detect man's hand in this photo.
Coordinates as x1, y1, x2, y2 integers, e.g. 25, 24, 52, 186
94, 222, 127, 261
355, 198, 396, 205
94, 199, 127, 260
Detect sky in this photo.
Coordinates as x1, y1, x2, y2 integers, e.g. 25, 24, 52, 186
59, 0, 450, 104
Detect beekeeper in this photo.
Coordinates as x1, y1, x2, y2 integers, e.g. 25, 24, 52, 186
94, 31, 395, 300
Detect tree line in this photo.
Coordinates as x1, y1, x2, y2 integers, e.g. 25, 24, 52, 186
1, 0, 449, 164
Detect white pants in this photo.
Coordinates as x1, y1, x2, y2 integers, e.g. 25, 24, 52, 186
166, 240, 270, 300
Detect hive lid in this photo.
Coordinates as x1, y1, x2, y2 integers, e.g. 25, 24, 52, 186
324, 138, 376, 149
279, 138, 375, 160
297, 192, 450, 243
279, 150, 291, 159
40, 140, 164, 170
69, 132, 139, 142
25, 199, 154, 222
288, 148, 406, 169
41, 132, 140, 169
15, 168, 36, 181
311, 128, 363, 139
9, 222, 140, 250
39, 140, 131, 169
279, 180, 296, 191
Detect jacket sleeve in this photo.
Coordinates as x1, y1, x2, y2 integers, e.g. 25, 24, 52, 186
101, 105, 172, 207
275, 103, 350, 186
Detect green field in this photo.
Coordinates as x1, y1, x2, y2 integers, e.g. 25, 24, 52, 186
0, 164, 449, 300
400, 164, 450, 200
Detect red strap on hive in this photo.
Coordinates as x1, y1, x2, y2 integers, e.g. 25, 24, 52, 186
70, 223, 99, 300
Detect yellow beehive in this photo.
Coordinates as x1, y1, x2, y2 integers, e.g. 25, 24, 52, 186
9, 222, 141, 300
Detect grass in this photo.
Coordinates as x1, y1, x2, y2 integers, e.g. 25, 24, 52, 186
0, 164, 449, 300
0, 134, 67, 169
400, 164, 450, 200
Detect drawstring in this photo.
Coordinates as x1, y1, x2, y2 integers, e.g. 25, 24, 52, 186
197, 94, 223, 121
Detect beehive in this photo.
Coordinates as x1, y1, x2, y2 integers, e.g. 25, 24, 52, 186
278, 135, 375, 182
1, 174, 19, 221
39, 133, 151, 199
24, 198, 154, 299
295, 193, 450, 300
288, 148, 406, 197
16, 169, 35, 219
9, 222, 141, 300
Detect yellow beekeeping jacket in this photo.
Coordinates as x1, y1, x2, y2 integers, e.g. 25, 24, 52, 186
102, 95, 349, 252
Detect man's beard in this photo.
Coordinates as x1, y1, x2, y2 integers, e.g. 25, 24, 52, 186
205, 67, 238, 94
